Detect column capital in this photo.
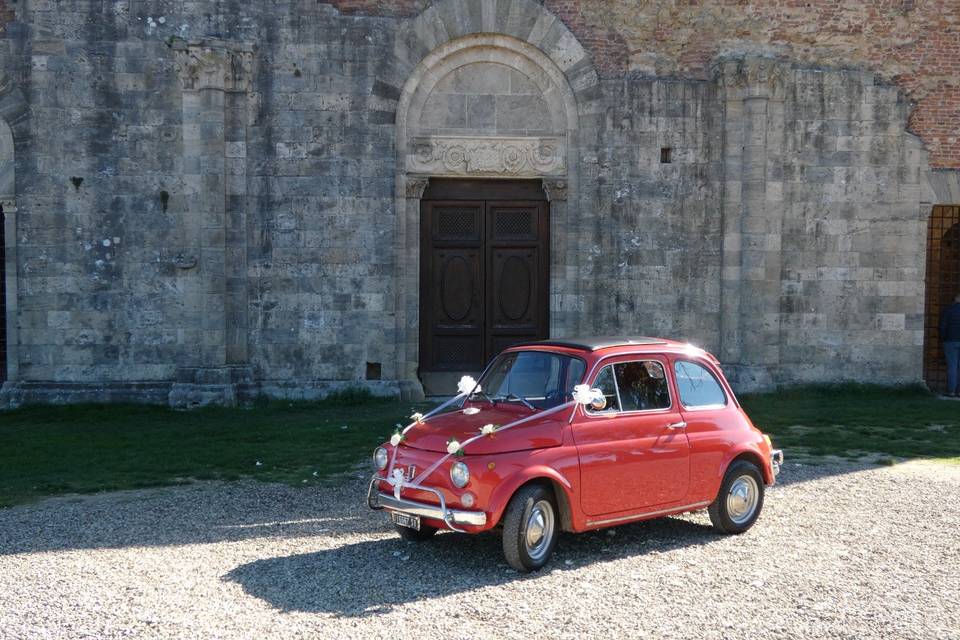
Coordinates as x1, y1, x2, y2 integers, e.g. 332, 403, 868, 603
542, 178, 568, 202
405, 175, 430, 199
174, 39, 255, 92
717, 56, 786, 101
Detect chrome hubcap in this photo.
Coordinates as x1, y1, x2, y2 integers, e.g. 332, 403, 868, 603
524, 500, 555, 561
726, 475, 759, 525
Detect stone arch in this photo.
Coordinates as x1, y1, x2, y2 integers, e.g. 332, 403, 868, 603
387, 1, 596, 394
0, 71, 27, 384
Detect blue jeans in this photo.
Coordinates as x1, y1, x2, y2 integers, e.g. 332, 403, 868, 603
945, 342, 960, 394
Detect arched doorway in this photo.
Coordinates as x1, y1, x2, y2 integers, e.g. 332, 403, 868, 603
923, 205, 960, 393
390, 26, 587, 395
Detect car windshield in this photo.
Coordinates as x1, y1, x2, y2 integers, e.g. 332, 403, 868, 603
477, 351, 586, 410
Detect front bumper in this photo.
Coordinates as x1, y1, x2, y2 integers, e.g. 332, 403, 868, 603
771, 449, 784, 478
366, 474, 487, 531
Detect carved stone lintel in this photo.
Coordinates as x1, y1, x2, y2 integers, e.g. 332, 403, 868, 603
405, 176, 430, 199
542, 178, 568, 202
174, 40, 254, 93
408, 135, 566, 177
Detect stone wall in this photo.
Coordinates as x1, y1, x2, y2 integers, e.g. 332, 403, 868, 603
579, 77, 724, 347
0, 0, 948, 404
321, 0, 960, 169
2, 2, 407, 404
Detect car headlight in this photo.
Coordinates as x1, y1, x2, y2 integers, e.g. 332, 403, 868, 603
373, 446, 388, 470
450, 461, 470, 488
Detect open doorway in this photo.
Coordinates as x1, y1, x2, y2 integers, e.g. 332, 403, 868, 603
923, 205, 960, 393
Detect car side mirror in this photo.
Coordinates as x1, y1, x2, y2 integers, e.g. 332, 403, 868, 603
589, 395, 607, 411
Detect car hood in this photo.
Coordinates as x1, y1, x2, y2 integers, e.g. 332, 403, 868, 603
402, 404, 567, 455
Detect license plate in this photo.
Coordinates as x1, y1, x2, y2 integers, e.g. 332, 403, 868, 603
391, 511, 420, 531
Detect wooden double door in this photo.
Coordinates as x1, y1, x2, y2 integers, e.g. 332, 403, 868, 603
420, 180, 549, 380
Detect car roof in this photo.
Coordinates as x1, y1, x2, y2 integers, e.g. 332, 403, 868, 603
511, 336, 675, 352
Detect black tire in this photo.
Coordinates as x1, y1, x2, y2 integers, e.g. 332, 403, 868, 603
501, 483, 559, 573
394, 522, 438, 541
708, 460, 765, 534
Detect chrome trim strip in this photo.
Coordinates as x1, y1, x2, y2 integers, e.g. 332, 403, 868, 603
585, 500, 711, 527
377, 492, 487, 526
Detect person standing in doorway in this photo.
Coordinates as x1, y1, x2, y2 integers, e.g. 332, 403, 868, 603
940, 293, 960, 397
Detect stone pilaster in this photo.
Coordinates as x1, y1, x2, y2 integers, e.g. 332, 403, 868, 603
170, 40, 254, 407
718, 58, 786, 390
397, 175, 429, 383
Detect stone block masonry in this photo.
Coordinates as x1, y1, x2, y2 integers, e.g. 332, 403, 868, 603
0, 0, 952, 405
333, 0, 960, 169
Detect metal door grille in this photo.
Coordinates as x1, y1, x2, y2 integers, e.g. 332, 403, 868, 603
923, 205, 960, 393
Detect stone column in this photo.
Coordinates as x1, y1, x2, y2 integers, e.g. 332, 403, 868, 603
1, 199, 16, 383
395, 175, 429, 401
171, 40, 254, 407
542, 177, 574, 337
718, 59, 786, 390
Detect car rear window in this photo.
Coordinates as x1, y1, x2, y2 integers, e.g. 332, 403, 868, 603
674, 360, 727, 409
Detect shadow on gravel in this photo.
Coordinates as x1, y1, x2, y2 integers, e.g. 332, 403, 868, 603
0, 463, 865, 557
224, 516, 723, 617
0, 480, 369, 556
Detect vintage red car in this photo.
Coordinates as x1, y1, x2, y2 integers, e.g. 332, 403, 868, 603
368, 337, 782, 572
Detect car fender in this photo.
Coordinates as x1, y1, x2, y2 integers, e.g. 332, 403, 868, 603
486, 464, 576, 528
717, 442, 774, 487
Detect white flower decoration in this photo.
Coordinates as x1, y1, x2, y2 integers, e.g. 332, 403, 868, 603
573, 384, 604, 406
457, 375, 480, 395
447, 439, 462, 455
391, 468, 404, 500
462, 407, 480, 415
480, 423, 497, 436
410, 412, 424, 423
390, 433, 402, 447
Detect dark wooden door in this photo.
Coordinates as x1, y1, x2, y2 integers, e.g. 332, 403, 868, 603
420, 186, 548, 376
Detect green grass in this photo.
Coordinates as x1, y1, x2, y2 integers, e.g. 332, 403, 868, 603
1, 384, 958, 509
740, 384, 960, 464
0, 391, 428, 508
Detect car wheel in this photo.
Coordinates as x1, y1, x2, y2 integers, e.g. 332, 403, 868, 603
501, 483, 559, 573
394, 523, 438, 541
708, 460, 765, 534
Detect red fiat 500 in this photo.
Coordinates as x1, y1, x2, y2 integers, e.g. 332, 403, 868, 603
368, 337, 783, 572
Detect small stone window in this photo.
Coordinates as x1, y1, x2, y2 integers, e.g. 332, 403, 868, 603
660, 147, 672, 164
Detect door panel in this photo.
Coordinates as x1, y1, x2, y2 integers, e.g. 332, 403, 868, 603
572, 357, 691, 516
421, 193, 548, 381
421, 202, 485, 372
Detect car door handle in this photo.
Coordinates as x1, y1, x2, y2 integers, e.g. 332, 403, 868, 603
666, 421, 687, 429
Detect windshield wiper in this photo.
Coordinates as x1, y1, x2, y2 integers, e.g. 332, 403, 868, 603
469, 389, 496, 405
495, 393, 536, 411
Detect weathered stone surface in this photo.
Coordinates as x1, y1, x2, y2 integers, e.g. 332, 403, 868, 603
0, 0, 950, 404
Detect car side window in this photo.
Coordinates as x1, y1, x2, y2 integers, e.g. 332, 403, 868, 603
614, 361, 671, 411
674, 360, 727, 409
588, 365, 620, 413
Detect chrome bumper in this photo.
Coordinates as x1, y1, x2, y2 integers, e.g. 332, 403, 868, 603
771, 449, 784, 477
366, 475, 487, 531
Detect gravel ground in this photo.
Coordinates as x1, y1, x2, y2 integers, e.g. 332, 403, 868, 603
0, 461, 958, 640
